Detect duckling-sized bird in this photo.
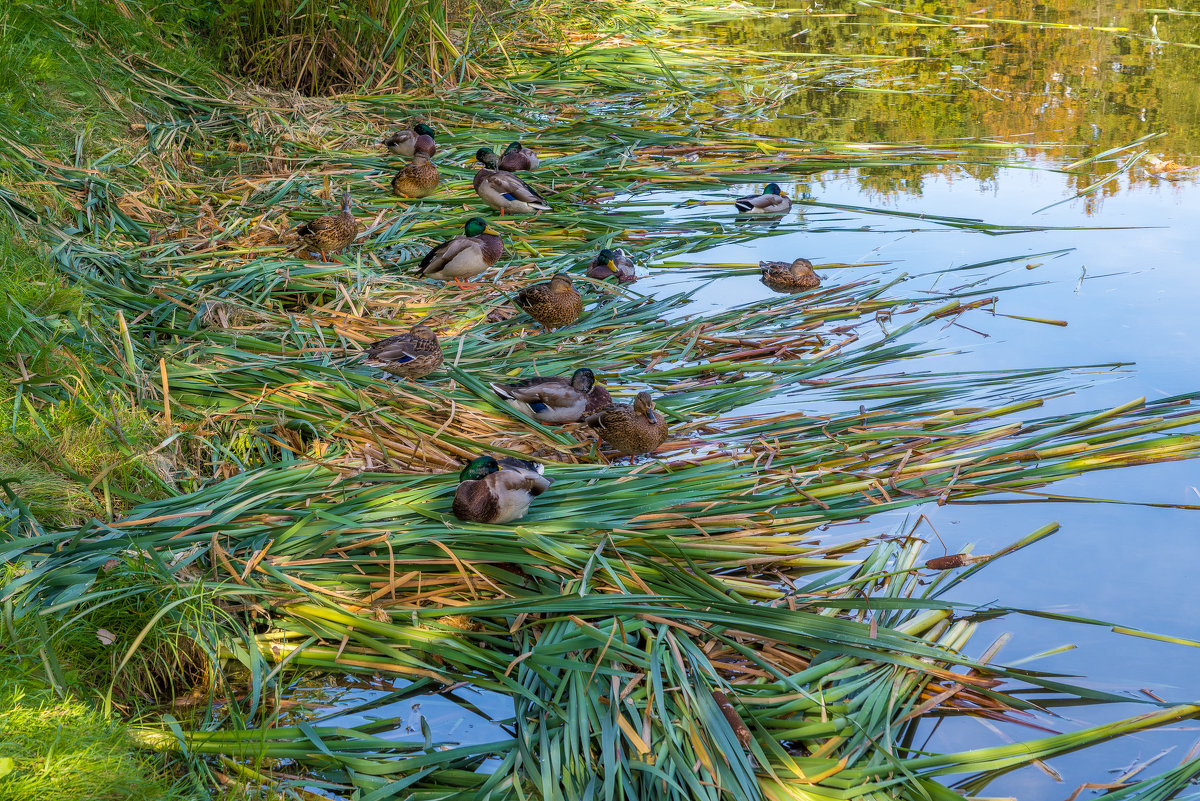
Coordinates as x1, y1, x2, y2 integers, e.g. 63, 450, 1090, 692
474, 148, 552, 215
293, 188, 361, 261
585, 391, 669, 461
514, 273, 583, 330
363, 324, 443, 379
416, 216, 503, 287
381, 122, 437, 158
760, 258, 821, 293
735, 182, 792, 215
391, 145, 440, 198
452, 455, 553, 523
586, 248, 638, 284
490, 367, 612, 424
498, 141, 540, 172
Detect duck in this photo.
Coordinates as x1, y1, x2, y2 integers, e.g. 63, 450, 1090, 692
391, 142, 440, 198
514, 273, 583, 330
381, 123, 437, 158
586, 248, 637, 284
293, 188, 361, 261
585, 391, 669, 461
760, 258, 820, 293
416, 217, 503, 287
363, 324, 443, 379
490, 367, 612, 424
498, 141, 540, 172
474, 148, 552, 215
735, 182, 792, 214
452, 455, 553, 523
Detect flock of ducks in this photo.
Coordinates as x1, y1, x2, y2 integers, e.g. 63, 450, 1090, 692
290, 120, 822, 524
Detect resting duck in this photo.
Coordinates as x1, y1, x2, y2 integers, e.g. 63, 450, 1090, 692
498, 141, 540, 172
514, 273, 582, 330
586, 391, 670, 461
391, 137, 439, 198
416, 217, 503, 286
381, 123, 437, 158
293, 188, 361, 261
760, 258, 820, 293
490, 367, 611, 424
474, 148, 551, 215
735, 182, 791, 214
586, 248, 637, 284
363, 324, 443, 379
452, 455, 553, 523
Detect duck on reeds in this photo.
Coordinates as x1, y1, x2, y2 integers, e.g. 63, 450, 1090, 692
416, 217, 503, 287
498, 141, 540, 172
363, 324, 443, 379
381, 122, 437, 157
586, 248, 637, 284
735, 182, 792, 215
514, 273, 583, 330
760, 258, 820, 293
452, 455, 553, 523
490, 367, 612, 424
391, 139, 439, 198
585, 391, 669, 461
474, 148, 551, 215
293, 188, 360, 261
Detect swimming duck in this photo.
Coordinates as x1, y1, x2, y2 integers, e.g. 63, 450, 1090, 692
586, 248, 637, 284
498, 141, 540, 172
585, 391, 669, 460
452, 455, 553, 523
363, 324, 443, 379
735, 182, 792, 215
760, 258, 820, 293
391, 150, 440, 198
381, 123, 437, 158
416, 217, 503, 287
474, 148, 551, 215
490, 367, 612, 424
514, 273, 583, 330
293, 188, 361, 261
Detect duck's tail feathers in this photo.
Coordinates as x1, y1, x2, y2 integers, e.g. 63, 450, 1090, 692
734, 198, 754, 213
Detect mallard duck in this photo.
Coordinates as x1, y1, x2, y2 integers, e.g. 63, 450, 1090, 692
735, 182, 792, 214
363, 324, 443, 379
514, 273, 583, 330
391, 152, 440, 198
490, 367, 612, 424
381, 123, 437, 158
498, 141, 540, 172
760, 258, 820, 293
452, 455, 553, 523
585, 391, 669, 460
474, 148, 551, 215
586, 248, 637, 284
416, 217, 503, 287
294, 188, 361, 261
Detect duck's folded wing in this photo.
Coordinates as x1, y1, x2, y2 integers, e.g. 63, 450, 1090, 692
420, 236, 469, 274
495, 468, 554, 497
492, 173, 548, 205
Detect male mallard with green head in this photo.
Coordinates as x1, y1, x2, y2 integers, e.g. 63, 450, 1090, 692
363, 324, 443, 379
490, 367, 612, 424
452, 455, 553, 524
416, 217, 503, 287
514, 273, 583, 330
585, 391, 669, 460
381, 122, 437, 158
760, 258, 820, 293
498, 141, 540, 172
735, 182, 791, 215
586, 248, 637, 284
294, 188, 361, 261
391, 138, 439, 198
474, 148, 551, 215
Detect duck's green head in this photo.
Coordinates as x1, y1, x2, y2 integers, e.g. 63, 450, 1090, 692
504, 141, 523, 154
765, 182, 783, 196
464, 216, 492, 237
476, 147, 499, 168
414, 122, 436, 138
570, 368, 596, 391
460, 455, 499, 482
596, 248, 619, 273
